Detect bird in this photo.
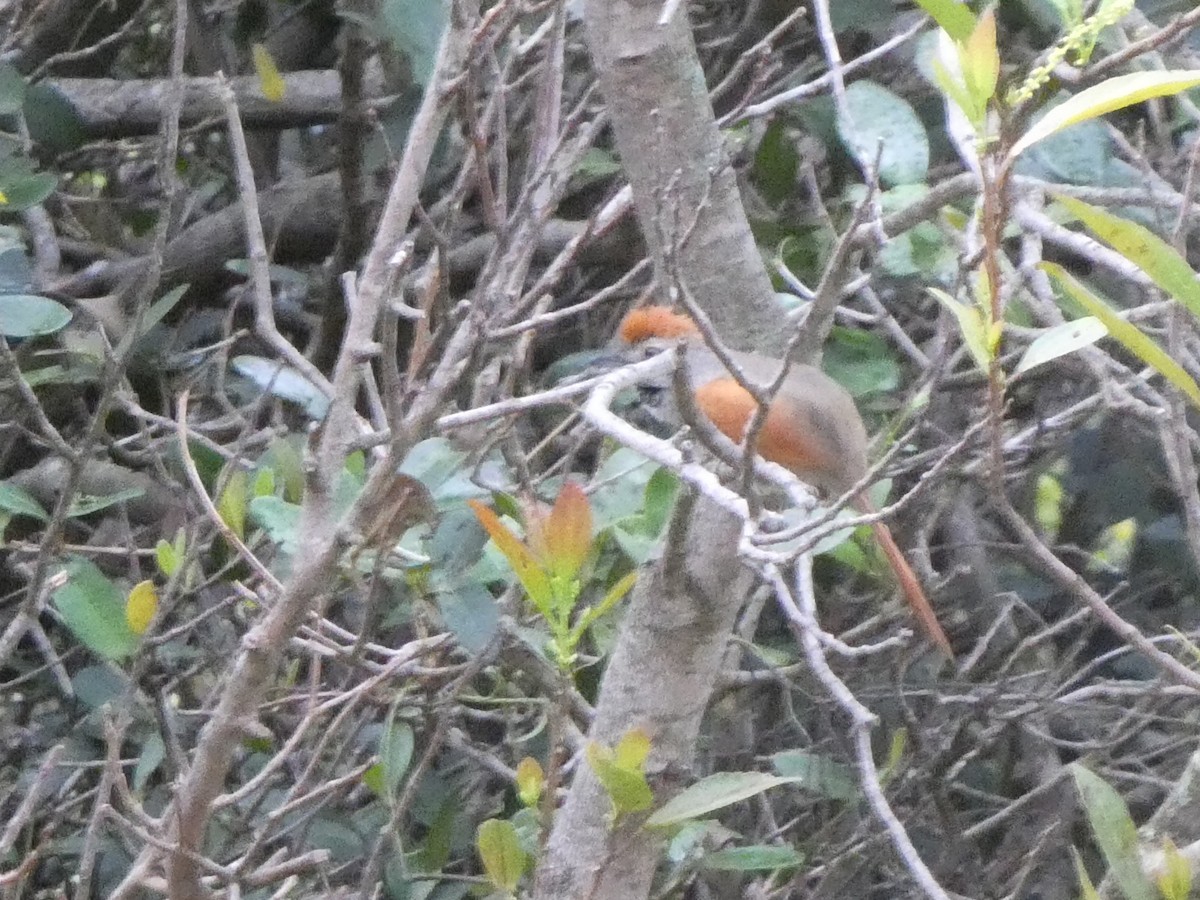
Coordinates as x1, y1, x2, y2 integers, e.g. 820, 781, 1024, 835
617, 305, 953, 658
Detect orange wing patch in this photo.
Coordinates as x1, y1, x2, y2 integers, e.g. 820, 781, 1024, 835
692, 379, 837, 481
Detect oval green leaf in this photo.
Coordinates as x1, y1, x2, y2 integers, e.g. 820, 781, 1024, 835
52, 558, 139, 661
0, 294, 71, 337
476, 818, 526, 894
837, 81, 929, 187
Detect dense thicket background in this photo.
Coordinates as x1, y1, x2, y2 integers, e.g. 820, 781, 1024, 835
4, 0, 1200, 898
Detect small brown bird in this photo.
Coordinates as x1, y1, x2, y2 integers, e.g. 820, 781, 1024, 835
618, 306, 952, 657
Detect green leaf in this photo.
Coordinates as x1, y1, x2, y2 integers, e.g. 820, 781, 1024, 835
68, 487, 145, 518
824, 327, 901, 396
436, 581, 501, 654
52, 558, 139, 661
929, 288, 991, 372
1010, 71, 1200, 160
0, 172, 57, 211
264, 437, 305, 503
132, 732, 165, 795
0, 480, 49, 522
961, 10, 999, 113
1015, 316, 1108, 374
469, 500, 553, 614
754, 119, 801, 204
380, 710, 415, 799
23, 83, 86, 153
231, 355, 330, 418
155, 530, 186, 578
1070, 762, 1156, 900
1055, 194, 1200, 323
771, 749, 859, 801
0, 294, 71, 337
1034, 470, 1065, 538
1073, 846, 1102, 900
0, 64, 26, 115
836, 81, 929, 187
380, 0, 449, 88
249, 496, 301, 555
137, 284, 189, 337
1042, 262, 1200, 410
476, 818, 526, 894
217, 467, 248, 540
586, 739, 654, 818
913, 0, 975, 40
1156, 839, 1192, 900
646, 772, 797, 828
702, 845, 805, 872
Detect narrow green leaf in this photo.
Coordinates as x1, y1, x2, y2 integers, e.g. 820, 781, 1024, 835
1073, 846, 1102, 900
1042, 262, 1200, 409
1015, 317, 1108, 374
1070, 763, 1156, 900
961, 10, 1000, 111
1055, 194, 1200, 323
703, 845, 805, 872
476, 818, 526, 894
929, 288, 991, 372
137, 283, 188, 337
68, 488, 145, 518
913, 0, 976, 41
217, 468, 248, 540
646, 772, 798, 828
1010, 71, 1200, 160
379, 711, 415, 799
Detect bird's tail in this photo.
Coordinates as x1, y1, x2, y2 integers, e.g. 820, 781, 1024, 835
861, 504, 953, 659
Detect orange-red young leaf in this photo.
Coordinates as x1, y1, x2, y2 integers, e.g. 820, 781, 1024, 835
545, 481, 592, 580
469, 500, 553, 607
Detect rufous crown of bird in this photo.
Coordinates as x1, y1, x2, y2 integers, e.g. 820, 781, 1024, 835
611, 304, 952, 659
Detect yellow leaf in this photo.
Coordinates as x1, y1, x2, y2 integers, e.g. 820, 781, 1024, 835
515, 757, 544, 808
126, 579, 158, 635
615, 727, 652, 770
252, 43, 286, 102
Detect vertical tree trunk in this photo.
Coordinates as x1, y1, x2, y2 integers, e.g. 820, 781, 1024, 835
532, 3, 782, 897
